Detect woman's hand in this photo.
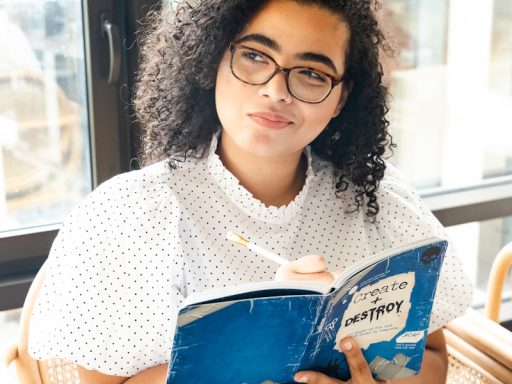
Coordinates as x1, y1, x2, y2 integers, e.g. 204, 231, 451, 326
294, 337, 385, 384
276, 256, 382, 384
275, 254, 339, 285
122, 363, 168, 383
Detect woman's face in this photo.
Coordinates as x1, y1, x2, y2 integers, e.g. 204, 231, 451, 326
215, 0, 350, 160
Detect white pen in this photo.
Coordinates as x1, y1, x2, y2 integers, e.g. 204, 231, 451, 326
226, 231, 289, 266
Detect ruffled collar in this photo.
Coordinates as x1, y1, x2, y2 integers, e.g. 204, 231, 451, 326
207, 133, 315, 224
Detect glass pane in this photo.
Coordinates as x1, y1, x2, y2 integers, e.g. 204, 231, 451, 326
0, 307, 21, 345
446, 215, 512, 309
385, 0, 512, 189
0, 1, 91, 232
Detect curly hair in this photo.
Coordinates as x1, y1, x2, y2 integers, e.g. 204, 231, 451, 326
134, 0, 394, 217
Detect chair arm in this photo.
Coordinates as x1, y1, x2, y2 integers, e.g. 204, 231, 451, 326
1, 341, 20, 384
444, 308, 512, 383
1, 341, 18, 367
446, 308, 512, 367
444, 328, 510, 384
486, 242, 512, 322
14, 262, 47, 384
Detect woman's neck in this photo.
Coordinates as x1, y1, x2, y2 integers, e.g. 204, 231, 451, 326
217, 136, 308, 208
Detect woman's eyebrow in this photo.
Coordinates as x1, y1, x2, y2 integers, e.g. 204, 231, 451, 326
235, 33, 338, 73
235, 33, 279, 50
296, 52, 338, 73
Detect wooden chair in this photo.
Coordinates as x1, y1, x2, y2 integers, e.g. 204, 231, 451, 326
0, 263, 80, 384
486, 242, 512, 322
445, 242, 512, 384
2, 243, 512, 383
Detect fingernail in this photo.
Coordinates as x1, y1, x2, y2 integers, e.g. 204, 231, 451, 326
296, 376, 308, 383
343, 340, 353, 351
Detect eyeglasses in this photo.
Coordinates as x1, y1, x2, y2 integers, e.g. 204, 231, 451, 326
229, 43, 344, 104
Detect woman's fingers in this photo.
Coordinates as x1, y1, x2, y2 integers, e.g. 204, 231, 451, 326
289, 254, 327, 273
275, 254, 335, 285
293, 337, 379, 384
276, 269, 335, 285
340, 337, 376, 383
294, 370, 344, 383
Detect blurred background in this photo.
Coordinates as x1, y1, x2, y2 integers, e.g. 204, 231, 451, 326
0, 0, 511, 345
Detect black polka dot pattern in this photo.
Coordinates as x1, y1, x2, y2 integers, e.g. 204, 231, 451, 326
28, 135, 473, 376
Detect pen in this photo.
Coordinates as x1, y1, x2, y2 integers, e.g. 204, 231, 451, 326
226, 231, 289, 266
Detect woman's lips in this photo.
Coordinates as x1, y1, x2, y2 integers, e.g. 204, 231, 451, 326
248, 112, 293, 129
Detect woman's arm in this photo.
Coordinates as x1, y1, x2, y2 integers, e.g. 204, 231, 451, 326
77, 364, 167, 384
77, 363, 168, 384
122, 364, 168, 383
21, 262, 168, 384
77, 367, 128, 384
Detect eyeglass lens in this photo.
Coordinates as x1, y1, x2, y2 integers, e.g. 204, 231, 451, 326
231, 46, 334, 103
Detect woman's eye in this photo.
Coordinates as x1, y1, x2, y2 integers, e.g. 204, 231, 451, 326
241, 50, 267, 63
299, 69, 328, 83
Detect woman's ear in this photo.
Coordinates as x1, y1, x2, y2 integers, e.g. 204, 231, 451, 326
332, 81, 352, 118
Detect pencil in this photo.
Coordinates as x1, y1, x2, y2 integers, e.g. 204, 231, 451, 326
226, 231, 289, 266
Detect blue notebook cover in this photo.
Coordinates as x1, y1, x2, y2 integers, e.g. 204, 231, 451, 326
166, 237, 447, 383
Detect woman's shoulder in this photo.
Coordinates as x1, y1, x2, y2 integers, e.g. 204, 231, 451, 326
90, 160, 173, 204
375, 160, 440, 230
93, 156, 206, 200
378, 160, 420, 202
65, 159, 185, 226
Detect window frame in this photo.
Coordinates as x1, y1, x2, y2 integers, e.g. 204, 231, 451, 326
422, 176, 512, 227
0, 0, 161, 311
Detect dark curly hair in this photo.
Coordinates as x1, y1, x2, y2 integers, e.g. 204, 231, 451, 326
134, 0, 394, 217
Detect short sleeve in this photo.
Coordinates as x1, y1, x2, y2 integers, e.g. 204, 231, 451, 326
374, 162, 474, 333
28, 164, 185, 376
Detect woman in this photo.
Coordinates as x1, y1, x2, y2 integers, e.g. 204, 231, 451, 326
28, 0, 472, 383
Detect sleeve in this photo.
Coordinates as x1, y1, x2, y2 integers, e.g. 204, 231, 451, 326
373, 162, 474, 333
28, 166, 186, 376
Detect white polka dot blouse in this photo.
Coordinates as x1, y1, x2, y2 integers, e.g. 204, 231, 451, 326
28, 134, 473, 376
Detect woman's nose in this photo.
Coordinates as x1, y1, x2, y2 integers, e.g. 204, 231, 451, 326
257, 71, 293, 104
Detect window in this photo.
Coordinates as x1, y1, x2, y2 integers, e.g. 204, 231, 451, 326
0, 0, 159, 311
385, 0, 512, 307
0, 2, 91, 233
